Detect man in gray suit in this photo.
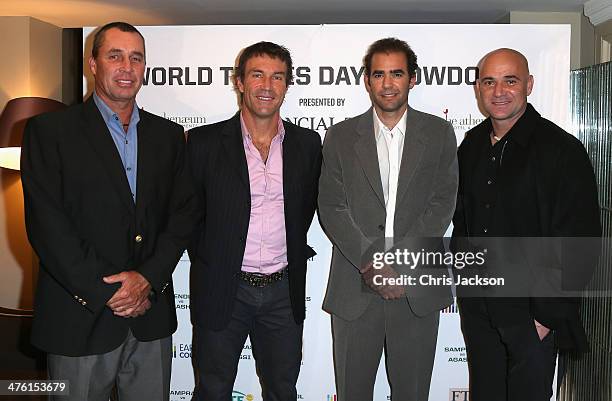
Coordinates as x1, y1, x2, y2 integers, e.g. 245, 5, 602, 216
318, 38, 458, 401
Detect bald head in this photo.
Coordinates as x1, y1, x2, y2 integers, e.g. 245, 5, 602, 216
478, 48, 530, 77
476, 47, 534, 136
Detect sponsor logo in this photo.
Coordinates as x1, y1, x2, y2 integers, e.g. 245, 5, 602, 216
172, 343, 192, 359
444, 345, 467, 363
161, 112, 206, 130
442, 109, 486, 133
325, 395, 337, 401
232, 391, 254, 401
169, 388, 193, 400
174, 293, 190, 310
449, 388, 469, 401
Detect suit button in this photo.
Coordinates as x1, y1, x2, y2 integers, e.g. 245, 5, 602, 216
135, 234, 143, 243
378, 224, 385, 231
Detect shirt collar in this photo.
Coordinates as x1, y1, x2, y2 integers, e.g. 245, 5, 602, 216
240, 113, 286, 146
373, 107, 407, 140
93, 91, 140, 127
504, 103, 539, 148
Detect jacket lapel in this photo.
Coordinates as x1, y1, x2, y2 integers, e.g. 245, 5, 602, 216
281, 120, 301, 263
222, 113, 250, 190
395, 107, 426, 204
281, 119, 301, 202
354, 109, 385, 208
80, 97, 135, 212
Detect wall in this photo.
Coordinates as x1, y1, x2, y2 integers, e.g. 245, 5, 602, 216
510, 11, 597, 70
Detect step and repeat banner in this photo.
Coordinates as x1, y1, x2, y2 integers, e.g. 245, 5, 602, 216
84, 24, 570, 401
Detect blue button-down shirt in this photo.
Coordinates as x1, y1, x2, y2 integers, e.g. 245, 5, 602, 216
93, 92, 139, 202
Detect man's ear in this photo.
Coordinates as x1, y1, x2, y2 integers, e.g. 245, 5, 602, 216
526, 75, 534, 97
88, 56, 97, 76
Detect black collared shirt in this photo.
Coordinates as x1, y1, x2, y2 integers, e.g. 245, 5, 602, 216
465, 107, 541, 238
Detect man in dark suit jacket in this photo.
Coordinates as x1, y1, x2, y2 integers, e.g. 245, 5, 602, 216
187, 42, 321, 401
452, 48, 601, 401
318, 38, 457, 401
21, 22, 198, 401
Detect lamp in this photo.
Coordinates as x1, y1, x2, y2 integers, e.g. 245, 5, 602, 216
0, 97, 66, 170
0, 97, 66, 380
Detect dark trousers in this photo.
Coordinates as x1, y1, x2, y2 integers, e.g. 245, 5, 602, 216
192, 274, 303, 401
458, 298, 557, 401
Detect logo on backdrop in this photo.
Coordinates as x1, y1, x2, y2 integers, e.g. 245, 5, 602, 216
444, 345, 467, 363
175, 293, 190, 310
442, 109, 486, 133
172, 343, 192, 359
170, 388, 193, 400
232, 391, 255, 401
239, 344, 252, 361
449, 388, 470, 401
141, 65, 477, 87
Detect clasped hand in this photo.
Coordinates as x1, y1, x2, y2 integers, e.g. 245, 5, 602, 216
103, 271, 151, 318
360, 261, 405, 300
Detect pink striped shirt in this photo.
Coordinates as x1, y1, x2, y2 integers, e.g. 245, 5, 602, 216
240, 114, 288, 274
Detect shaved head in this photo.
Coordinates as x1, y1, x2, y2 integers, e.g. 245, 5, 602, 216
476, 47, 534, 136
478, 48, 530, 77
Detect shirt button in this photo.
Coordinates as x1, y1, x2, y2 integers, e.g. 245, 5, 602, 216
487, 180, 492, 185
135, 234, 143, 243
126, 167, 132, 171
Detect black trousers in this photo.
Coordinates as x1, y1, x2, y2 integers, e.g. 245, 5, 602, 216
458, 298, 557, 401
192, 274, 303, 401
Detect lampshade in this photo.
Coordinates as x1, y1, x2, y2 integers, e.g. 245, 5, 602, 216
0, 97, 66, 170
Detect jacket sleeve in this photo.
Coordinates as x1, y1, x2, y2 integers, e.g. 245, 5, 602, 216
136, 125, 201, 294
317, 126, 372, 270
420, 122, 458, 237
21, 116, 119, 313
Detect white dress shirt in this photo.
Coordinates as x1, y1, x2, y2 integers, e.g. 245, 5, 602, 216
373, 108, 407, 241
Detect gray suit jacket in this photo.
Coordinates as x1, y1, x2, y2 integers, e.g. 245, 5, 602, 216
318, 106, 458, 321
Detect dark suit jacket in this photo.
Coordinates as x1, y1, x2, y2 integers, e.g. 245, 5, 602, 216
319, 107, 458, 320
187, 113, 322, 330
21, 96, 199, 356
452, 104, 602, 351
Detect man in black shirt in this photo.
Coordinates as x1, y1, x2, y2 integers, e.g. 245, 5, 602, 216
452, 48, 601, 401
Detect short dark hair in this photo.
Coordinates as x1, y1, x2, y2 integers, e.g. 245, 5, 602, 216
234, 41, 293, 86
363, 37, 418, 78
92, 22, 145, 59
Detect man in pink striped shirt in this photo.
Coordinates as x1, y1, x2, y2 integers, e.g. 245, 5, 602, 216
188, 42, 322, 401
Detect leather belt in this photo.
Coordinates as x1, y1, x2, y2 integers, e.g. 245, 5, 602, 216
239, 268, 286, 287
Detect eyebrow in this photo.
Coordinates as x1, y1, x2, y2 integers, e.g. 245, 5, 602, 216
107, 48, 145, 58
481, 74, 520, 81
372, 69, 406, 74
250, 69, 286, 75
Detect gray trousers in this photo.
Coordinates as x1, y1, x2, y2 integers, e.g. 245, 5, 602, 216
332, 297, 439, 401
47, 330, 172, 401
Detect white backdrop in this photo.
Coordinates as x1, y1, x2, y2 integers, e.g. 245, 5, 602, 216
83, 24, 571, 401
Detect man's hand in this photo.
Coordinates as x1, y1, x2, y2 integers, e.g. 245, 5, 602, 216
534, 319, 551, 340
360, 262, 405, 300
103, 271, 152, 317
